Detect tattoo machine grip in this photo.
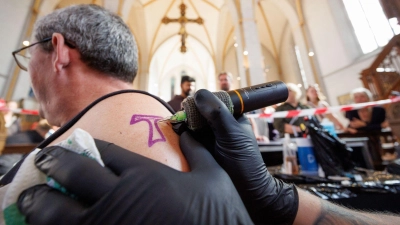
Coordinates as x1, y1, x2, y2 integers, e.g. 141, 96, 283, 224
182, 80, 289, 131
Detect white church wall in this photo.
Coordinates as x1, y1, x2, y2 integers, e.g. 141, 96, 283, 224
261, 45, 279, 82
303, 0, 355, 76
0, 0, 32, 98
303, 0, 379, 106
11, 71, 31, 102
323, 56, 375, 106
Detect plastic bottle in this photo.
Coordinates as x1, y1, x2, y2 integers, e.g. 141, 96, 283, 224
288, 138, 299, 175
282, 134, 291, 174
282, 134, 299, 175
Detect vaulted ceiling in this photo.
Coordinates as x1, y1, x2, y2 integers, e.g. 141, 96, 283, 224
42, 0, 295, 95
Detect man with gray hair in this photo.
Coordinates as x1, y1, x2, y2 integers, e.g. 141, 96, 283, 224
8, 4, 400, 225
5, 4, 253, 224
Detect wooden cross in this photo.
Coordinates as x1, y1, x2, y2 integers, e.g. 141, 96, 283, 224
162, 3, 203, 53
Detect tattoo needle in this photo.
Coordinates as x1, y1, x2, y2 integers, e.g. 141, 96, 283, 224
158, 111, 187, 124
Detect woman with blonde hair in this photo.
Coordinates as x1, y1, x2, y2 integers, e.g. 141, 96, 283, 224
306, 84, 345, 130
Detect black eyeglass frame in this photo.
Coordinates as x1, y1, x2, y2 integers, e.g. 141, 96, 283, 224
12, 37, 76, 71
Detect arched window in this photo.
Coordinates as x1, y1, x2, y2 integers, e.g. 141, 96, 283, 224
343, 0, 400, 54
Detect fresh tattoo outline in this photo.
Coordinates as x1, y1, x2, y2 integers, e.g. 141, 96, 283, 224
130, 114, 166, 147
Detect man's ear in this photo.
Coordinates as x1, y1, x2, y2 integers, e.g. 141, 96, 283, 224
51, 33, 70, 73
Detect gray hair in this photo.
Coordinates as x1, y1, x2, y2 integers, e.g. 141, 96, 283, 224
350, 87, 373, 101
34, 4, 138, 83
286, 83, 302, 101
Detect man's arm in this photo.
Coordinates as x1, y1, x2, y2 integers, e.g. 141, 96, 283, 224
284, 123, 300, 135
249, 118, 268, 142
295, 189, 399, 225
326, 113, 345, 130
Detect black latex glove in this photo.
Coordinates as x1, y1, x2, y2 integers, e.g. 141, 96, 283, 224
186, 89, 299, 225
17, 134, 253, 225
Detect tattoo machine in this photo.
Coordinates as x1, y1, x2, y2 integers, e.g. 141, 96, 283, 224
161, 80, 289, 133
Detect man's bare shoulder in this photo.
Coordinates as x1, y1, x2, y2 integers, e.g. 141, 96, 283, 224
49, 92, 189, 171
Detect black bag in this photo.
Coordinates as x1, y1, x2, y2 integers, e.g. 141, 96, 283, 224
306, 116, 354, 176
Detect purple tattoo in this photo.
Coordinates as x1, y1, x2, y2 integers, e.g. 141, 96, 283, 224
130, 114, 166, 147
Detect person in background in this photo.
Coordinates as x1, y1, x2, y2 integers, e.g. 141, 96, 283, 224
306, 84, 345, 130
4, 101, 21, 136
167, 75, 195, 112
18, 89, 400, 225
274, 83, 309, 138
6, 119, 51, 145
249, 109, 270, 143
45, 125, 59, 138
345, 87, 389, 134
250, 105, 279, 142
346, 87, 392, 162
218, 71, 232, 91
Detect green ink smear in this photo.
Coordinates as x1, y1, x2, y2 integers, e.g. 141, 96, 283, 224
67, 139, 72, 145
4, 203, 27, 225
170, 111, 187, 123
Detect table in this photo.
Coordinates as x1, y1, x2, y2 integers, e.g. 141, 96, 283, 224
341, 137, 373, 169
258, 137, 373, 169
261, 138, 400, 213
258, 141, 284, 166
258, 141, 283, 152
338, 130, 396, 170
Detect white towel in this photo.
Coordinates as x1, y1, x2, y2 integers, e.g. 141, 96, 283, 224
0, 128, 104, 225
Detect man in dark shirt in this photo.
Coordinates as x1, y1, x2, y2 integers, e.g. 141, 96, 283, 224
274, 83, 309, 138
167, 75, 195, 112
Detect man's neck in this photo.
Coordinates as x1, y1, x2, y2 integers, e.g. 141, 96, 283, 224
56, 73, 133, 126
180, 93, 188, 98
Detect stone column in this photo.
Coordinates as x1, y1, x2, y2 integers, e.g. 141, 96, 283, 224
239, 0, 265, 85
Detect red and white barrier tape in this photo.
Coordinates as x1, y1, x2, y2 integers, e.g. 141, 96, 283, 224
0, 99, 5, 109
246, 96, 400, 119
1, 96, 400, 117
0, 99, 39, 115
0, 107, 39, 115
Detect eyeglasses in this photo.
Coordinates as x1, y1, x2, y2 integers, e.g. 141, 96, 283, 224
12, 37, 76, 71
12, 37, 52, 71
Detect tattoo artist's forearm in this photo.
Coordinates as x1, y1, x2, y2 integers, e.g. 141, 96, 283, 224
314, 199, 400, 225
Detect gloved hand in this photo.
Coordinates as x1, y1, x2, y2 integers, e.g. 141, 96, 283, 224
186, 89, 299, 225
17, 134, 253, 225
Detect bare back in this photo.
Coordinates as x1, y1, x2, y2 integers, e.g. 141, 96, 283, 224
47, 92, 189, 172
